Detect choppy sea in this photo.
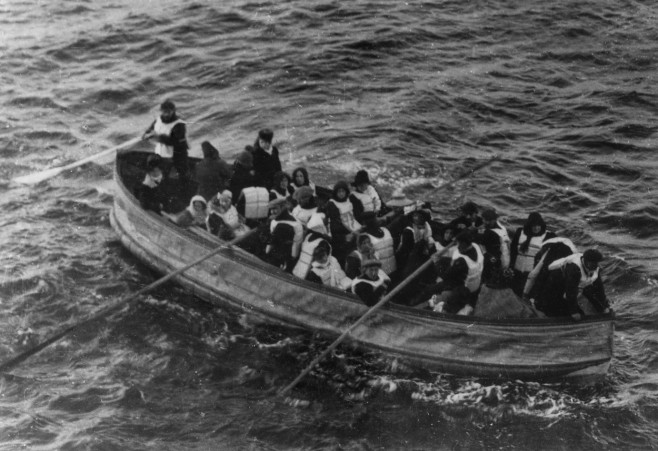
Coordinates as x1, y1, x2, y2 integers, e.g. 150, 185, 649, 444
1, 0, 657, 449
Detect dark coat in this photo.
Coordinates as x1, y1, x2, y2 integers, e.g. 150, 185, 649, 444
252, 143, 282, 190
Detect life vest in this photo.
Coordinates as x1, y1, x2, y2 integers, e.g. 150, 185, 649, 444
489, 222, 511, 268
269, 189, 288, 201
207, 206, 249, 236
292, 205, 317, 227
451, 244, 484, 293
153, 117, 184, 158
329, 198, 361, 233
351, 189, 377, 213
309, 257, 352, 290
241, 187, 270, 219
270, 218, 304, 258
403, 222, 435, 246
351, 270, 389, 294
292, 234, 327, 279
548, 253, 599, 290
365, 229, 396, 275
513, 231, 547, 273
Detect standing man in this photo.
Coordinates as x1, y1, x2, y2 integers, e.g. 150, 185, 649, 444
251, 128, 282, 190
142, 100, 190, 187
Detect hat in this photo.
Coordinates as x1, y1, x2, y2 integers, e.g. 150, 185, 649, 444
236, 150, 253, 169
218, 190, 232, 201
293, 186, 314, 202
351, 170, 371, 186
258, 128, 274, 143
201, 141, 220, 159
482, 208, 498, 221
268, 197, 288, 209
387, 190, 414, 207
361, 259, 382, 269
146, 154, 162, 171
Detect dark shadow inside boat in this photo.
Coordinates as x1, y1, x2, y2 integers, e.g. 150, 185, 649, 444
116, 151, 613, 326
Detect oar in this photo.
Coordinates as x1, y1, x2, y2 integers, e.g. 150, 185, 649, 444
12, 137, 144, 185
278, 242, 456, 397
0, 227, 258, 373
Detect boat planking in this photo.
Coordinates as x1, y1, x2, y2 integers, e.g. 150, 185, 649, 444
110, 151, 614, 383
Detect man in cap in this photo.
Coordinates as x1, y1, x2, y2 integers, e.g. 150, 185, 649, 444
351, 259, 391, 307
142, 100, 190, 187
251, 128, 282, 190
534, 248, 610, 320
264, 197, 303, 271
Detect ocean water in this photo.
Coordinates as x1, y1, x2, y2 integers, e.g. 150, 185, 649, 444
1, 0, 658, 449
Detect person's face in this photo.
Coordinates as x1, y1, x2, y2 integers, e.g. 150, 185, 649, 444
193, 201, 206, 212
412, 213, 424, 227
336, 188, 347, 201
457, 241, 471, 253
294, 171, 305, 185
280, 177, 289, 190
484, 218, 496, 228
149, 167, 163, 180
259, 138, 272, 151
583, 258, 598, 273
531, 224, 542, 234
359, 237, 373, 253
316, 252, 329, 264
443, 229, 454, 242
219, 197, 231, 209
365, 266, 379, 279
161, 107, 175, 121
270, 205, 282, 217
356, 182, 368, 193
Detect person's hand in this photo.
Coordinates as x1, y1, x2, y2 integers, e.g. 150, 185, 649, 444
571, 313, 582, 321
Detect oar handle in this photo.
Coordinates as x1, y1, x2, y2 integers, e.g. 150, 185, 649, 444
0, 227, 258, 373
278, 242, 456, 396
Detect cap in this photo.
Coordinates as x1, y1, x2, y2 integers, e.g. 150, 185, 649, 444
352, 170, 371, 186
258, 128, 274, 143
387, 190, 414, 207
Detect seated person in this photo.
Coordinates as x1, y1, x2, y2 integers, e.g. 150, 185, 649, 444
349, 169, 384, 223
396, 208, 435, 277
269, 171, 294, 201
523, 236, 578, 303
291, 167, 316, 195
425, 231, 483, 314
533, 249, 611, 320
432, 222, 457, 257
264, 197, 304, 271
345, 234, 379, 279
229, 148, 256, 202
251, 128, 282, 190
359, 211, 397, 276
195, 141, 232, 202
165, 195, 208, 229
291, 186, 318, 226
138, 154, 166, 214
326, 180, 361, 265
207, 190, 250, 240
292, 212, 331, 279
509, 212, 556, 296
476, 208, 511, 287
448, 201, 483, 233
351, 259, 391, 307
383, 190, 416, 248
306, 241, 352, 290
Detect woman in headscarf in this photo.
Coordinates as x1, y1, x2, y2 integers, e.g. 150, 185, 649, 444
207, 190, 250, 240
291, 167, 316, 195
166, 195, 208, 229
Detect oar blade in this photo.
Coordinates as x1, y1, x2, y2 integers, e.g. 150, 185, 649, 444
12, 167, 65, 185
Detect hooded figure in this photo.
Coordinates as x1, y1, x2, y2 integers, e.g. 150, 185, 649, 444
305, 241, 352, 290
207, 190, 250, 240
195, 141, 233, 202
169, 195, 208, 229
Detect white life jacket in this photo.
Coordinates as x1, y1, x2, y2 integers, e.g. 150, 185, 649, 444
270, 218, 304, 258
329, 198, 361, 233
153, 117, 184, 158
309, 257, 352, 290
292, 234, 326, 279
351, 270, 390, 293
365, 229, 396, 275
207, 206, 249, 236
513, 231, 547, 273
241, 187, 270, 219
292, 205, 317, 227
451, 244, 484, 293
489, 222, 511, 268
352, 191, 378, 212
548, 253, 599, 290
404, 222, 435, 246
